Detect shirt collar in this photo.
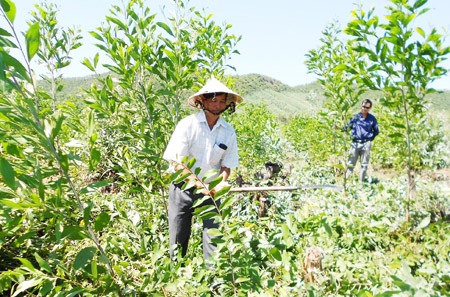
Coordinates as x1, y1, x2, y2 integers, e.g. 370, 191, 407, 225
196, 111, 226, 128
357, 112, 372, 118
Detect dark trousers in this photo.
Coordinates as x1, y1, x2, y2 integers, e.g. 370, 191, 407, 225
168, 182, 220, 262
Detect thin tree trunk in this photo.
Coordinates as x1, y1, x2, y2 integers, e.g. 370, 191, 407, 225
401, 88, 413, 222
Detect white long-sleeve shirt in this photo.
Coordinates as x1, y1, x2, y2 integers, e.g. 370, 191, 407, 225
163, 111, 239, 182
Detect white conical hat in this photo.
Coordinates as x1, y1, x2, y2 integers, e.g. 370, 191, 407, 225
188, 77, 243, 108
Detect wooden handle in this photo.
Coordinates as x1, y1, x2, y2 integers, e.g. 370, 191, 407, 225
229, 185, 342, 192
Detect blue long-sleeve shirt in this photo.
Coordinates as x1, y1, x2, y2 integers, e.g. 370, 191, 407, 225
344, 113, 379, 141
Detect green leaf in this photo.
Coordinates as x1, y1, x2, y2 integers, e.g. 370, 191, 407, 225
0, 28, 12, 37
82, 58, 95, 71
12, 278, 41, 297
0, 187, 16, 199
0, 36, 16, 48
36, 162, 44, 199
0, 199, 22, 209
206, 228, 222, 237
192, 195, 210, 208
213, 185, 230, 199
89, 148, 101, 171
80, 180, 111, 194
73, 247, 97, 271
333, 164, 345, 170
61, 226, 86, 240
1, 51, 29, 81
66, 288, 84, 297
333, 64, 350, 72
59, 153, 69, 173
208, 175, 223, 191
323, 219, 333, 237
39, 280, 54, 296
392, 123, 406, 129
15, 257, 36, 272
200, 211, 219, 221
194, 167, 201, 176
156, 22, 174, 36
87, 110, 95, 138
94, 212, 111, 232
91, 259, 98, 279
106, 75, 113, 90
0, 0, 16, 23
34, 253, 52, 274
83, 202, 93, 225
106, 16, 126, 30
173, 172, 190, 184
169, 169, 182, 182
221, 206, 231, 220
186, 157, 196, 169
93, 52, 99, 68
416, 27, 425, 38
416, 216, 430, 230
388, 133, 404, 138
235, 277, 250, 283
181, 179, 196, 190
0, 157, 16, 190
51, 114, 65, 140
193, 204, 215, 215
4, 142, 23, 158
25, 22, 40, 61
269, 247, 282, 261
202, 169, 218, 181
219, 195, 236, 211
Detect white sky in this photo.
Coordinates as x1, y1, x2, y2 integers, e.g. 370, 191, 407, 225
10, 0, 450, 90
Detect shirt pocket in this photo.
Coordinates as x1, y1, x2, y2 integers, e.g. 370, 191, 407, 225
209, 143, 226, 166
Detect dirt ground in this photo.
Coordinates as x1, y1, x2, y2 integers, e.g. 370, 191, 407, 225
341, 164, 449, 187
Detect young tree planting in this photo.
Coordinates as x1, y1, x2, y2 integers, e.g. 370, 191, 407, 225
305, 23, 367, 189
82, 0, 241, 198
344, 0, 450, 220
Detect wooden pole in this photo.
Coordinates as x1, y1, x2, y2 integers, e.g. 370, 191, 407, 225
229, 184, 342, 193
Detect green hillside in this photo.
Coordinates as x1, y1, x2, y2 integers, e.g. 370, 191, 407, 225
232, 74, 327, 115
40, 73, 449, 119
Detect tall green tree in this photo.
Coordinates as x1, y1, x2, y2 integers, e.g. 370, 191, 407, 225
31, 2, 82, 113
0, 0, 124, 295
82, 0, 241, 198
305, 22, 367, 189
345, 0, 450, 220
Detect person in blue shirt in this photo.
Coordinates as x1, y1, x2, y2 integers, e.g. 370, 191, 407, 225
341, 99, 379, 181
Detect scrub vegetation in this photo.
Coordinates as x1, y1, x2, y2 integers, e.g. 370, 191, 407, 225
0, 0, 449, 296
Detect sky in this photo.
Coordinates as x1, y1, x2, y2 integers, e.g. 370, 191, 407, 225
10, 0, 450, 90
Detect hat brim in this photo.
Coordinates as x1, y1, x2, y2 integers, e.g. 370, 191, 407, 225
188, 92, 243, 108
187, 77, 243, 108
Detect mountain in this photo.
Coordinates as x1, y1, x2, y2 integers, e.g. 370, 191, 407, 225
232, 74, 327, 115
39, 73, 449, 120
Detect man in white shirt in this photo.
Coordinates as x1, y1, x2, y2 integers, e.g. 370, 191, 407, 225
163, 77, 242, 263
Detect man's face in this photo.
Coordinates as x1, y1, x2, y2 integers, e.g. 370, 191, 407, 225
361, 103, 371, 116
202, 94, 229, 114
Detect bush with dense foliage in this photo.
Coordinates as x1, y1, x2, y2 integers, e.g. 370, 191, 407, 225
0, 0, 449, 296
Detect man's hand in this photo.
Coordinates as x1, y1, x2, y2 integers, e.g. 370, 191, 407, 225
201, 181, 230, 197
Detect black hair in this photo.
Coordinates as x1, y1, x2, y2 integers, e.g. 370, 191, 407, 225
362, 99, 372, 107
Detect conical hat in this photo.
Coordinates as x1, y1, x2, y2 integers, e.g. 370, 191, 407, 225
188, 77, 243, 108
